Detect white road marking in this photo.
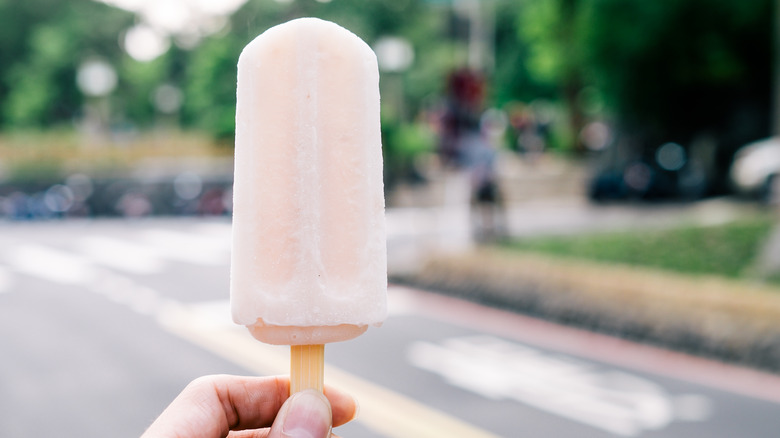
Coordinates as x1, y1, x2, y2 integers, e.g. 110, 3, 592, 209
82, 269, 185, 319
0, 240, 175, 318
8, 244, 97, 285
168, 299, 235, 329
0, 228, 229, 287
0, 265, 12, 293
78, 236, 166, 274
138, 229, 229, 266
407, 335, 711, 436
391, 285, 780, 405
192, 222, 232, 239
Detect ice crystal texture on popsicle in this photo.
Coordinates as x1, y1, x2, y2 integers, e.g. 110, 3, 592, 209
230, 18, 387, 345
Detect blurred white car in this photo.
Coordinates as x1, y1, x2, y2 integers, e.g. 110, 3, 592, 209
730, 137, 780, 203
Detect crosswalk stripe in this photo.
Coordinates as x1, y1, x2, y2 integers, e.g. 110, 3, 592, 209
138, 229, 229, 266
0, 265, 11, 293
159, 302, 501, 438
0, 226, 231, 288
79, 236, 166, 275
8, 244, 97, 285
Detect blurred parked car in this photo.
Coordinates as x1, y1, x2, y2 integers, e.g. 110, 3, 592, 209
730, 137, 780, 203
588, 141, 710, 202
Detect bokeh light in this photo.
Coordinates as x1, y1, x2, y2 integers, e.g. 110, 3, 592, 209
76, 59, 117, 97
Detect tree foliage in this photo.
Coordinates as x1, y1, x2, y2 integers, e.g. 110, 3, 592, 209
515, 0, 772, 154
0, 0, 773, 166
582, 0, 772, 143
0, 0, 134, 128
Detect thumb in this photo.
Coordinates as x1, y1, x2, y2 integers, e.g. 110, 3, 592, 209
268, 390, 333, 438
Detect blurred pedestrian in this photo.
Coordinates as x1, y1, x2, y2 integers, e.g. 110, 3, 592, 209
466, 113, 506, 242
436, 69, 485, 169
435, 69, 505, 240
141, 375, 358, 438
509, 102, 546, 163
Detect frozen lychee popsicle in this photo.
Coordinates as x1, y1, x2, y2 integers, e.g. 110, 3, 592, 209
230, 17, 387, 380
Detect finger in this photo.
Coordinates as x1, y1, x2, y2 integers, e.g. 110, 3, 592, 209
211, 378, 357, 431
142, 375, 288, 438
267, 390, 332, 438
142, 375, 358, 438
323, 385, 359, 427
227, 386, 357, 438
208, 376, 358, 431
205, 376, 357, 430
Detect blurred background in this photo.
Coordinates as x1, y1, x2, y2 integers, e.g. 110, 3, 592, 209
0, 0, 776, 214
3, 0, 780, 437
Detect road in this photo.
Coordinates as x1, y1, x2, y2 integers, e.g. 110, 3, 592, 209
1, 218, 779, 437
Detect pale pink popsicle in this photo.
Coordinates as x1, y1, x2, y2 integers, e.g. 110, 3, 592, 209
230, 18, 387, 346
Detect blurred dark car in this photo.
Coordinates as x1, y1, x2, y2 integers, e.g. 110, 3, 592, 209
588, 141, 708, 202
730, 137, 780, 204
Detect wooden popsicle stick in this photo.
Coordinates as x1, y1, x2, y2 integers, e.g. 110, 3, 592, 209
290, 344, 325, 394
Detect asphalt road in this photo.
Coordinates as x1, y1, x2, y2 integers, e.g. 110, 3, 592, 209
1, 218, 779, 437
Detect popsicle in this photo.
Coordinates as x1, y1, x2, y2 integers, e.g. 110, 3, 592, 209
230, 17, 387, 392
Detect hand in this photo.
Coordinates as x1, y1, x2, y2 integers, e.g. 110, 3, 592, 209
142, 374, 358, 438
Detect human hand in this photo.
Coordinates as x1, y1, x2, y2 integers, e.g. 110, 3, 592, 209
141, 375, 358, 438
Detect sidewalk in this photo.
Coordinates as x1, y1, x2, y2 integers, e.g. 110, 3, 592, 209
385, 151, 762, 274
386, 196, 760, 272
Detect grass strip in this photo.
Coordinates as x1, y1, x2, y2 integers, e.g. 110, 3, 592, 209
505, 215, 776, 279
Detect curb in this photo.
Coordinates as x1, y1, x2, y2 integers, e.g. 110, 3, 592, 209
392, 247, 780, 372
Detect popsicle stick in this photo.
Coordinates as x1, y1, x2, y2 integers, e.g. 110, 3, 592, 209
290, 344, 325, 394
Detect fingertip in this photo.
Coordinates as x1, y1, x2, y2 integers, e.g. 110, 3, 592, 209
323, 386, 358, 427
273, 389, 332, 438
351, 397, 360, 422
342, 394, 359, 423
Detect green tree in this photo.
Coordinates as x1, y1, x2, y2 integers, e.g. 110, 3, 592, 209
514, 0, 590, 151
514, 0, 771, 168
0, 0, 134, 129
582, 0, 772, 141
183, 36, 242, 141
582, 0, 772, 193
493, 0, 557, 106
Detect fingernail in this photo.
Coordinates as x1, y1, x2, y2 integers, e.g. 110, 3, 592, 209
349, 396, 361, 423
282, 390, 332, 438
